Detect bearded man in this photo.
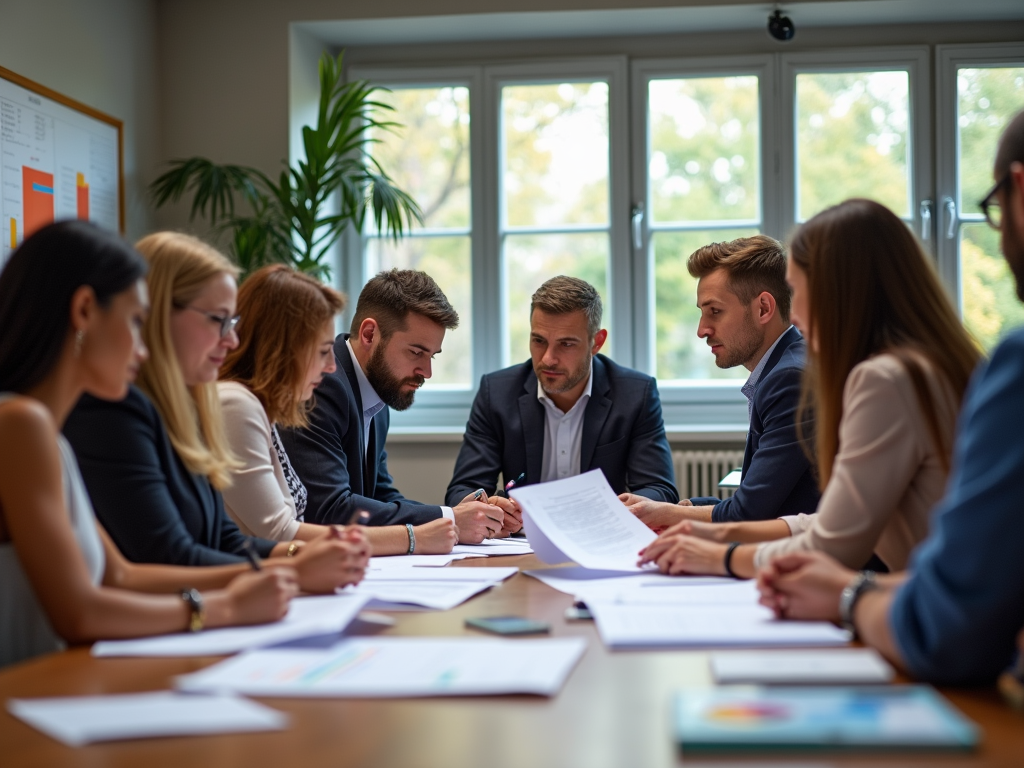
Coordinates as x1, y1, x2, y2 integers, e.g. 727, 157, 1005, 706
446, 276, 678, 532
281, 269, 501, 543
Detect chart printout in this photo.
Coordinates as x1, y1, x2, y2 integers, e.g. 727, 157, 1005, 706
0, 72, 119, 270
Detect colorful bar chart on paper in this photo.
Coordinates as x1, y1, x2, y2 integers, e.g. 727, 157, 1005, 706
22, 167, 55, 238
76, 172, 89, 219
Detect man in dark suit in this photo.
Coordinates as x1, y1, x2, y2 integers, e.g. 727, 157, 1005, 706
622, 235, 820, 526
280, 269, 501, 544
446, 276, 678, 532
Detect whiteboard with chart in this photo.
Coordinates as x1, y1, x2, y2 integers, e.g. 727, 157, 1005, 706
0, 66, 122, 270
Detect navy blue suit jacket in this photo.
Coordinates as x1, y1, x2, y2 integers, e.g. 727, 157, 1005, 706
63, 386, 275, 566
445, 354, 678, 506
280, 335, 443, 527
891, 329, 1024, 685
692, 326, 820, 522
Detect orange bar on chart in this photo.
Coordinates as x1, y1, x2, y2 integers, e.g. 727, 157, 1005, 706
76, 172, 89, 220
9, 218, 15, 249
22, 167, 55, 238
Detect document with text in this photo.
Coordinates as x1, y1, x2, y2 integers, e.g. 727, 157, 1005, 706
510, 470, 657, 571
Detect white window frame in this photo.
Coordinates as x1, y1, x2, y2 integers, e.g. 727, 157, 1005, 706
935, 43, 1024, 307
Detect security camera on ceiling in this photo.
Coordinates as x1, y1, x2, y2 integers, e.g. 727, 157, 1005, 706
767, 9, 795, 42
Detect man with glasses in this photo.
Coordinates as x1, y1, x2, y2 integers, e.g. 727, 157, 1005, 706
756, 109, 1024, 688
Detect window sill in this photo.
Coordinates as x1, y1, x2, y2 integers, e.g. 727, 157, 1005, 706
387, 424, 747, 443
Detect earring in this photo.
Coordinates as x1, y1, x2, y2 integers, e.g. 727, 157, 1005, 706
74, 329, 85, 357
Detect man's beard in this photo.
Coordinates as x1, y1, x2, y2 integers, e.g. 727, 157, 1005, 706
1003, 202, 1024, 301
535, 352, 592, 396
364, 341, 424, 412
709, 310, 764, 369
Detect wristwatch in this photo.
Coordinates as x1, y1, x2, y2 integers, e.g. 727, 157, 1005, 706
839, 571, 878, 638
180, 588, 206, 633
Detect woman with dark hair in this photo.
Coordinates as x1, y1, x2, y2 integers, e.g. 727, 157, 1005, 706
0, 221, 296, 668
219, 264, 457, 554
639, 199, 981, 579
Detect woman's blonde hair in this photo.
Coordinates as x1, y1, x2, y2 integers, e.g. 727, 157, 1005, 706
135, 232, 240, 489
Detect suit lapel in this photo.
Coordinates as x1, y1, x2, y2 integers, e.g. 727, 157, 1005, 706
581, 356, 611, 470
335, 334, 370, 476
364, 416, 377, 498
519, 371, 545, 484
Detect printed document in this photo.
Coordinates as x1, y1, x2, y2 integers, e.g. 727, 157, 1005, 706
177, 637, 588, 697
510, 470, 656, 571
710, 649, 895, 684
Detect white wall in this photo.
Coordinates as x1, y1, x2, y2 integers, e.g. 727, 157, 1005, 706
0, 0, 160, 241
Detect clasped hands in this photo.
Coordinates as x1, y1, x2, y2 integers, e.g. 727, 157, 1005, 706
452, 490, 523, 543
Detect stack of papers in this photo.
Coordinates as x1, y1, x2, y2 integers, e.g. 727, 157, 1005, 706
177, 637, 588, 698
511, 470, 656, 571
7, 692, 287, 746
91, 593, 369, 657
352, 566, 518, 610
367, 553, 484, 569
452, 537, 534, 557
710, 649, 895, 685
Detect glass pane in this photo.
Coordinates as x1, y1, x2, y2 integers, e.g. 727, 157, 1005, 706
369, 86, 470, 230
648, 76, 760, 223
502, 82, 609, 227
653, 229, 759, 382
960, 223, 1024, 351
796, 71, 910, 220
957, 66, 1024, 213
365, 236, 471, 387
504, 232, 610, 364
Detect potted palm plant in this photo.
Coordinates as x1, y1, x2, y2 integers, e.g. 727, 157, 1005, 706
150, 51, 420, 279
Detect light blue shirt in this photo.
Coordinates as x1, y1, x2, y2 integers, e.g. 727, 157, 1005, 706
740, 326, 794, 421
537, 361, 594, 483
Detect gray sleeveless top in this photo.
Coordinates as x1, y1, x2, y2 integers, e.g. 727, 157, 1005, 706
0, 395, 105, 667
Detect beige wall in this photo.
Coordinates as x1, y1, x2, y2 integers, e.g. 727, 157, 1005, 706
0, 0, 160, 241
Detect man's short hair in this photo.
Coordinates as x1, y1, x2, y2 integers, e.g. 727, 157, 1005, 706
530, 276, 603, 338
687, 234, 791, 322
350, 268, 459, 339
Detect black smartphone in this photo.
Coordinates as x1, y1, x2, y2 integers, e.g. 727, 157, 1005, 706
465, 616, 551, 636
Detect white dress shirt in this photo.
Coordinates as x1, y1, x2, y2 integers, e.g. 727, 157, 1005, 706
345, 340, 454, 520
538, 361, 594, 483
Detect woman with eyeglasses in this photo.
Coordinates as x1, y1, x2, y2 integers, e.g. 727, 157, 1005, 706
0, 222, 296, 669
64, 232, 369, 592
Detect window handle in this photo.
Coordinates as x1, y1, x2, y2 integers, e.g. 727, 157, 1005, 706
919, 199, 933, 242
943, 197, 957, 240
631, 203, 645, 250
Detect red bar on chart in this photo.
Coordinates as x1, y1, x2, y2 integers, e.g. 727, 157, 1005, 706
76, 172, 89, 220
23, 167, 55, 237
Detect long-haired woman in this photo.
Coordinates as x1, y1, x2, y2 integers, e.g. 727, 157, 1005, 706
218, 265, 457, 554
64, 232, 368, 592
0, 222, 295, 668
639, 199, 981, 578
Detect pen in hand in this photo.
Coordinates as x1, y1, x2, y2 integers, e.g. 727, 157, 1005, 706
242, 539, 262, 571
497, 472, 526, 499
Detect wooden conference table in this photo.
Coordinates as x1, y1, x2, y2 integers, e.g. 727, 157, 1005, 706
1, 554, 1022, 768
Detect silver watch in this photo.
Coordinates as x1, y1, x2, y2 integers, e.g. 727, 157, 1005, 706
839, 571, 878, 638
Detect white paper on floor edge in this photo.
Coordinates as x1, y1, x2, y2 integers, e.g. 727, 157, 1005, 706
510, 470, 657, 571
7, 691, 287, 746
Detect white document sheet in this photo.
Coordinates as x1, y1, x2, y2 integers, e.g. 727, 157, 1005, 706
352, 580, 495, 611
91, 593, 370, 657
525, 567, 733, 602
451, 538, 534, 557
510, 470, 656, 571
711, 649, 895, 684
588, 601, 850, 649
177, 637, 588, 698
364, 566, 518, 582
7, 692, 287, 746
368, 554, 484, 570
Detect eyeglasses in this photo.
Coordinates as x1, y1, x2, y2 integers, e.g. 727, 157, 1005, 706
175, 304, 241, 338
979, 172, 1010, 231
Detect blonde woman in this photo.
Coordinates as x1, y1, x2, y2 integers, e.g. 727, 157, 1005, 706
639, 199, 980, 579
64, 233, 368, 592
218, 265, 457, 554
1, 222, 295, 669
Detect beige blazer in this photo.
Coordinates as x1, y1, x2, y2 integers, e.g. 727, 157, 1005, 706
754, 351, 959, 572
218, 381, 301, 541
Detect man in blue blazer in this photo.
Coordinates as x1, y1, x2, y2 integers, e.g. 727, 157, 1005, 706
280, 269, 502, 543
446, 276, 678, 526
622, 235, 820, 527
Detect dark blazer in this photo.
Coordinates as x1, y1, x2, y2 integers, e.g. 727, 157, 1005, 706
63, 386, 275, 566
445, 354, 679, 506
279, 335, 443, 526
691, 326, 820, 522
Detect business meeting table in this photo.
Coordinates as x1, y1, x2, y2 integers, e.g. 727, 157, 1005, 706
2, 554, 1022, 768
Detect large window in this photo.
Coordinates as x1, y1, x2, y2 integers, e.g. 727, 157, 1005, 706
347, 46, 1007, 430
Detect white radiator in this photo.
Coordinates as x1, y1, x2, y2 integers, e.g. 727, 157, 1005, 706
673, 450, 745, 500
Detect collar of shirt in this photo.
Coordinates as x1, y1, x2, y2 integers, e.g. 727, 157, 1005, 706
740, 325, 793, 404
536, 359, 594, 416
346, 339, 387, 428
